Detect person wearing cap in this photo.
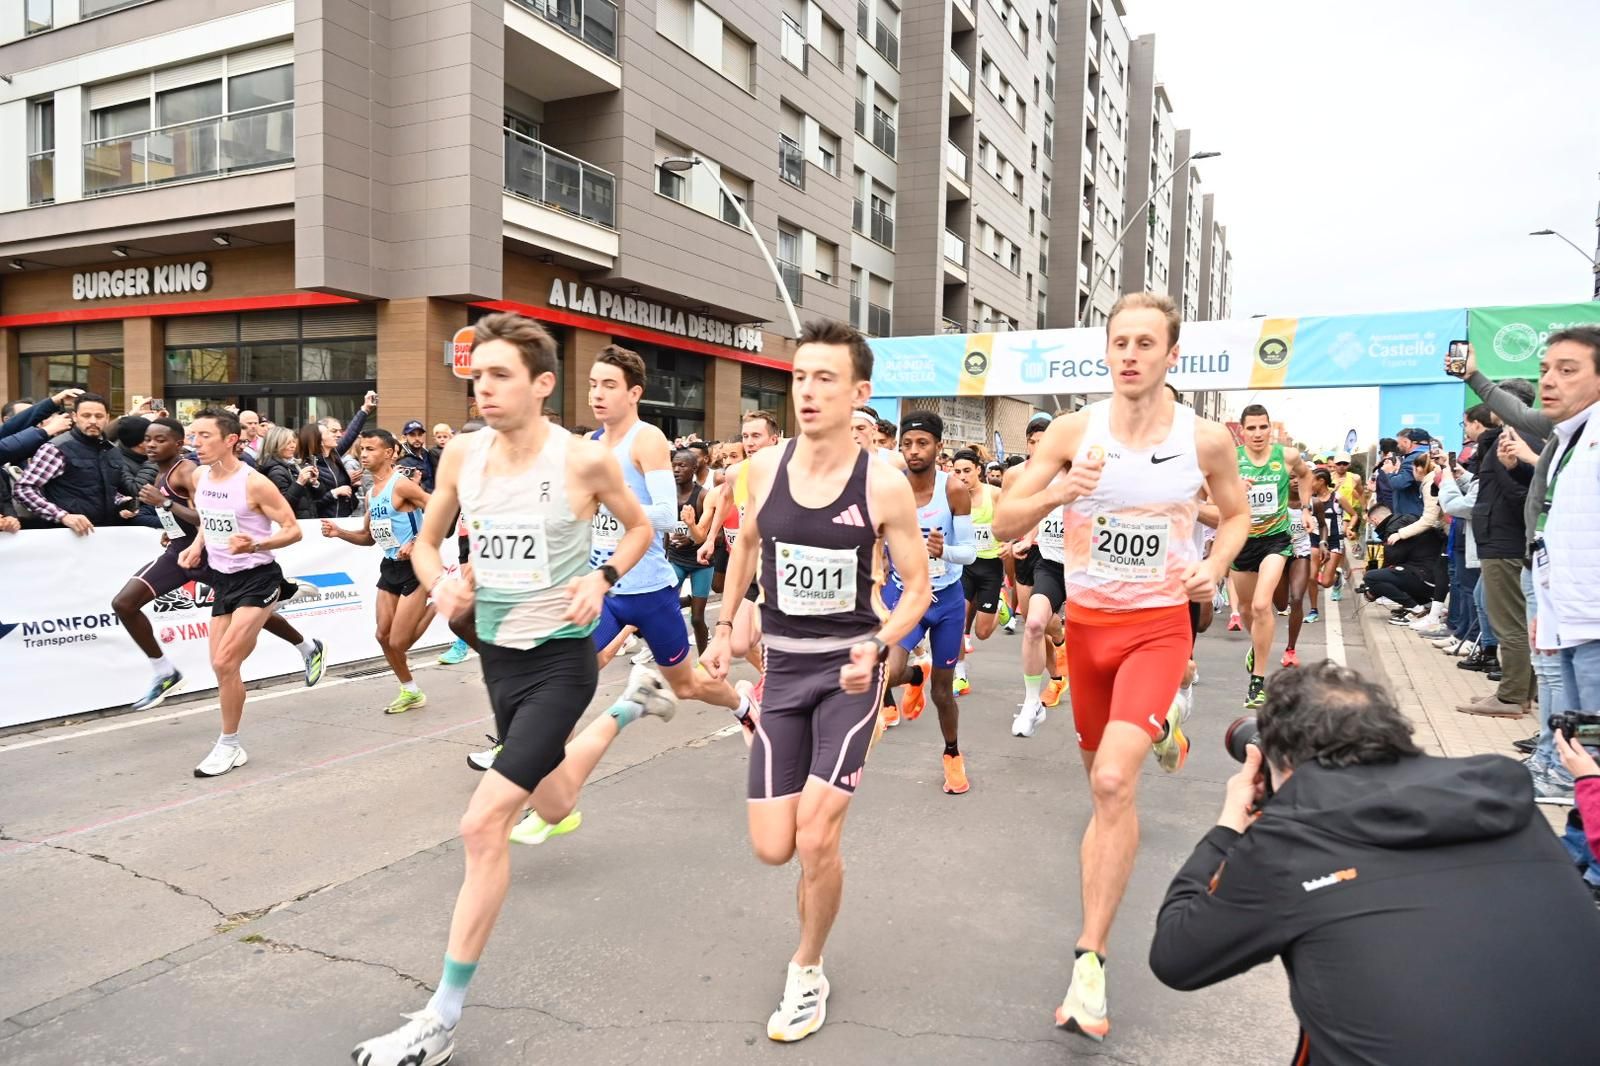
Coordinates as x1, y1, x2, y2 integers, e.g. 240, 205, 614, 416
1330, 450, 1365, 590
1384, 430, 1433, 519
398, 419, 438, 492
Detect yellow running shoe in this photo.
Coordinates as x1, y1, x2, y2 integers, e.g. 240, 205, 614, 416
384, 688, 427, 715
1151, 697, 1190, 774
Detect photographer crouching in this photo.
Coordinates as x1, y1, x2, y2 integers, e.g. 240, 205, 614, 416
1149, 661, 1600, 1065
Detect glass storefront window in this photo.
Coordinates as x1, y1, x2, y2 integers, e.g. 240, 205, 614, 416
19, 352, 125, 414
240, 343, 300, 382
301, 339, 377, 381
165, 346, 235, 384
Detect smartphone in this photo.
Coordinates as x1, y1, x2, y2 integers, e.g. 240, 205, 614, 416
1445, 339, 1469, 376
1448, 451, 1457, 466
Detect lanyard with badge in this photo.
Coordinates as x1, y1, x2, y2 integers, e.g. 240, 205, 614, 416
1533, 421, 1586, 585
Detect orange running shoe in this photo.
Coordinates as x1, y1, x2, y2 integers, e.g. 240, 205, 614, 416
1054, 639, 1069, 677
902, 677, 927, 721
881, 698, 901, 728
942, 753, 970, 794
1281, 648, 1301, 668
1042, 677, 1067, 708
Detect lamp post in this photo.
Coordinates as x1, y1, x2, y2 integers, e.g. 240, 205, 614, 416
1079, 150, 1220, 327
660, 156, 804, 337
1529, 228, 1600, 299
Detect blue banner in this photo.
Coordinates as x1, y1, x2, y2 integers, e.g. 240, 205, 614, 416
1280, 309, 1468, 389
1377, 382, 1467, 451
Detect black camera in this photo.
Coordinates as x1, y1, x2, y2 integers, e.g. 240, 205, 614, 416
1549, 712, 1600, 745
1225, 715, 1260, 763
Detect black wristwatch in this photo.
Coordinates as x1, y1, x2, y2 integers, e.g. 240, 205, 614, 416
598, 564, 620, 587
869, 636, 890, 662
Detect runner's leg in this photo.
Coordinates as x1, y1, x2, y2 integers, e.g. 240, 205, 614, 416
374, 591, 410, 684
213, 605, 272, 734
1284, 557, 1308, 653
1250, 554, 1288, 675
112, 578, 162, 659
1077, 722, 1151, 955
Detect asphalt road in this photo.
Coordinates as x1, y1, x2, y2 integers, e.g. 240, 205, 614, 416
0, 598, 1353, 1064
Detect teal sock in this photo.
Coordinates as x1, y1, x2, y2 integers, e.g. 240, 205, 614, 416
426, 955, 477, 1027
606, 698, 644, 729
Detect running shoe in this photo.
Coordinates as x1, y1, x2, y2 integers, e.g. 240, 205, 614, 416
767, 961, 829, 1043
619, 633, 639, 657
1305, 609, 1320, 624
1176, 682, 1195, 722
623, 665, 678, 722
1002, 615, 1018, 635
1042, 677, 1067, 708
963, 635, 975, 656
1055, 951, 1110, 1042
1227, 612, 1242, 632
881, 698, 901, 728
1244, 675, 1267, 710
194, 742, 247, 778
1532, 768, 1576, 807
631, 644, 656, 667
1281, 648, 1300, 668
942, 753, 970, 794
509, 809, 583, 845
734, 678, 761, 736
1244, 647, 1255, 674
1012, 698, 1045, 737
1275, 607, 1289, 617
1434, 636, 1463, 652
902, 673, 927, 722
1331, 586, 1342, 602
304, 639, 326, 687
1054, 639, 1069, 677
437, 638, 470, 665
1151, 697, 1190, 774
953, 675, 971, 696
351, 1008, 455, 1066
132, 670, 184, 711
997, 599, 1012, 628
385, 689, 427, 715
467, 736, 500, 772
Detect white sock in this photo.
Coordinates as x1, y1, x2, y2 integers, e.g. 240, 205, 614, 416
401, 680, 420, 694
149, 655, 177, 677
1023, 674, 1043, 703
297, 639, 317, 659
955, 661, 967, 681
734, 693, 753, 720
217, 732, 239, 749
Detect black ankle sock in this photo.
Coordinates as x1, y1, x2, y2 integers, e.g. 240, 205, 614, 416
882, 690, 897, 709
909, 664, 925, 687
944, 740, 960, 757
1074, 947, 1106, 966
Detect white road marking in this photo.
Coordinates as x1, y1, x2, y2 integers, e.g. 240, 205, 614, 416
1326, 595, 1347, 666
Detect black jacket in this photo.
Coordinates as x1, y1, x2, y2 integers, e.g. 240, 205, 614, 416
101, 443, 159, 527
0, 466, 16, 521
1470, 426, 1536, 560
1150, 755, 1600, 1065
397, 444, 437, 492
312, 409, 369, 518
260, 457, 321, 520
43, 429, 115, 525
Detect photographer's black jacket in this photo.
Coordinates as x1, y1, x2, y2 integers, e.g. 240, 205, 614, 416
1150, 755, 1600, 1065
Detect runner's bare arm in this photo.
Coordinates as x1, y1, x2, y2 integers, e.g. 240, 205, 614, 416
993, 412, 1087, 540
1285, 447, 1317, 518
410, 436, 466, 596
165, 461, 201, 526
245, 471, 303, 552
1197, 421, 1249, 574
714, 453, 773, 613
871, 464, 931, 646
395, 476, 431, 512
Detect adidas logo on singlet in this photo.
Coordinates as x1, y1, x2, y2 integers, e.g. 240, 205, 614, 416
831, 504, 865, 527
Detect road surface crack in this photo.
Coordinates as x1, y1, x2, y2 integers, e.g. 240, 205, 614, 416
246, 936, 434, 993
1, 832, 229, 922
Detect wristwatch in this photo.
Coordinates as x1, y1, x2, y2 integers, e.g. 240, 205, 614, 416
159, 497, 173, 510
599, 564, 621, 587
869, 636, 890, 662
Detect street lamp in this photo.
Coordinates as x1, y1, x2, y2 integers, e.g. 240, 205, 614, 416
660, 155, 804, 337
1079, 150, 1221, 327
1529, 228, 1600, 299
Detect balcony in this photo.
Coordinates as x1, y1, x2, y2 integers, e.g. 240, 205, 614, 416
781, 14, 808, 72
870, 111, 897, 158
83, 105, 293, 197
778, 261, 804, 306
852, 197, 864, 233
948, 53, 973, 116
867, 302, 892, 337
27, 152, 54, 206
945, 141, 970, 201
943, 229, 966, 265
941, 316, 965, 334
874, 20, 900, 66
951, 0, 975, 32
503, 128, 619, 267
505, 0, 623, 100
869, 208, 895, 249
778, 134, 806, 190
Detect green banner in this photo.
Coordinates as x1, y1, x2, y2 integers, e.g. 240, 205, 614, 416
1467, 301, 1600, 380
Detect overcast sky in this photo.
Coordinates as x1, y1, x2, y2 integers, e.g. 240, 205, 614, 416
1125, 0, 1600, 318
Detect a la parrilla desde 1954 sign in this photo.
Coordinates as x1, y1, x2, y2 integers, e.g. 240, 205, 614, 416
547, 279, 762, 352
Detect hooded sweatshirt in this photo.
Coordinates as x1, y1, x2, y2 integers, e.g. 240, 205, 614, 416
1151, 754, 1600, 1066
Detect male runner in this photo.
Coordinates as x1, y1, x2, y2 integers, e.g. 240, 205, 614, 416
702, 318, 929, 1043
175, 410, 307, 777
879, 412, 976, 794
698, 410, 782, 666
665, 445, 712, 651
353, 312, 675, 1066
1273, 478, 1314, 667
321, 428, 434, 714
995, 292, 1248, 1042
1004, 416, 1070, 737
953, 449, 1004, 695
114, 417, 324, 710
1232, 404, 1316, 708
1309, 467, 1346, 591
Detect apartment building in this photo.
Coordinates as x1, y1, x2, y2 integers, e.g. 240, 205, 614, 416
1119, 32, 1170, 296
1198, 191, 1230, 321
1166, 126, 1203, 321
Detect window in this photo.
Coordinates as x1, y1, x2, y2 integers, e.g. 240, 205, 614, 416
816, 128, 840, 175
25, 0, 52, 35
719, 171, 751, 225
869, 190, 894, 248
742, 364, 791, 436
19, 324, 125, 416
867, 274, 892, 336
656, 163, 687, 201
659, 0, 755, 92
873, 3, 900, 66
779, 133, 805, 188
777, 225, 803, 305
722, 25, 754, 88
816, 14, 844, 67
871, 101, 896, 158
81, 0, 145, 15
28, 98, 55, 206
1043, 114, 1053, 158
781, 8, 808, 71
156, 81, 222, 127
814, 238, 838, 283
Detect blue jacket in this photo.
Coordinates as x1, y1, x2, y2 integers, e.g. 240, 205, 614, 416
1383, 445, 1431, 518
0, 398, 64, 466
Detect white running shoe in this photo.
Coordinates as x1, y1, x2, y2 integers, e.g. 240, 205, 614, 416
619, 634, 639, 656
466, 736, 500, 772
1177, 683, 1195, 722
1434, 636, 1462, 652
1373, 596, 1400, 609
1054, 951, 1110, 1041
630, 644, 656, 667
193, 743, 247, 778
1012, 699, 1045, 738
351, 1008, 455, 1066
1003, 617, 1018, 634
623, 665, 678, 722
766, 961, 829, 1042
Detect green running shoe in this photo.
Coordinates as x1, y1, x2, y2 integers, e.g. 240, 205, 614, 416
304, 639, 326, 687
1244, 675, 1267, 710
384, 688, 427, 715
1244, 647, 1255, 674
437, 638, 470, 665
510, 810, 582, 846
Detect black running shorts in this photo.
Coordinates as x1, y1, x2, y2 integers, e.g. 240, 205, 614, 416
478, 636, 598, 794
206, 561, 288, 617
132, 547, 202, 598
377, 556, 421, 597
1232, 532, 1294, 573
749, 644, 884, 800
962, 556, 1005, 615
1013, 545, 1038, 587
1031, 557, 1067, 614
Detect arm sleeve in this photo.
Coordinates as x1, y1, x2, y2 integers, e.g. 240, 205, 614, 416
642, 467, 680, 532
334, 408, 369, 458
943, 512, 978, 566
0, 427, 47, 466
14, 444, 67, 523
1148, 825, 1296, 991
1467, 371, 1555, 439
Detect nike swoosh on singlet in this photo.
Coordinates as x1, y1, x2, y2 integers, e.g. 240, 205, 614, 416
1150, 454, 1181, 464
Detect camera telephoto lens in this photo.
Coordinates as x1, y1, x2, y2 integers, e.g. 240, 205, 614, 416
1225, 716, 1259, 763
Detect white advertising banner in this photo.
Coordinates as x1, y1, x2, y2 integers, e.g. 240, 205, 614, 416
0, 525, 457, 729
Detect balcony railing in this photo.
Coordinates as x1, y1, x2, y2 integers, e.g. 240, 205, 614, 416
781, 14, 808, 71
857, 0, 868, 38
867, 302, 891, 337
510, 0, 619, 59
778, 134, 805, 189
874, 21, 900, 66
949, 52, 971, 93
941, 317, 964, 334
870, 208, 895, 249
852, 197, 864, 233
871, 111, 896, 158
778, 261, 804, 305
27, 152, 54, 205
504, 127, 617, 228
943, 229, 966, 265
946, 141, 967, 181
83, 104, 293, 196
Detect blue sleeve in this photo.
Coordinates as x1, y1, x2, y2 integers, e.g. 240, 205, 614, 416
943, 512, 978, 566
334, 408, 369, 457
0, 427, 47, 465
642, 468, 679, 532
0, 398, 57, 440
1388, 462, 1418, 492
